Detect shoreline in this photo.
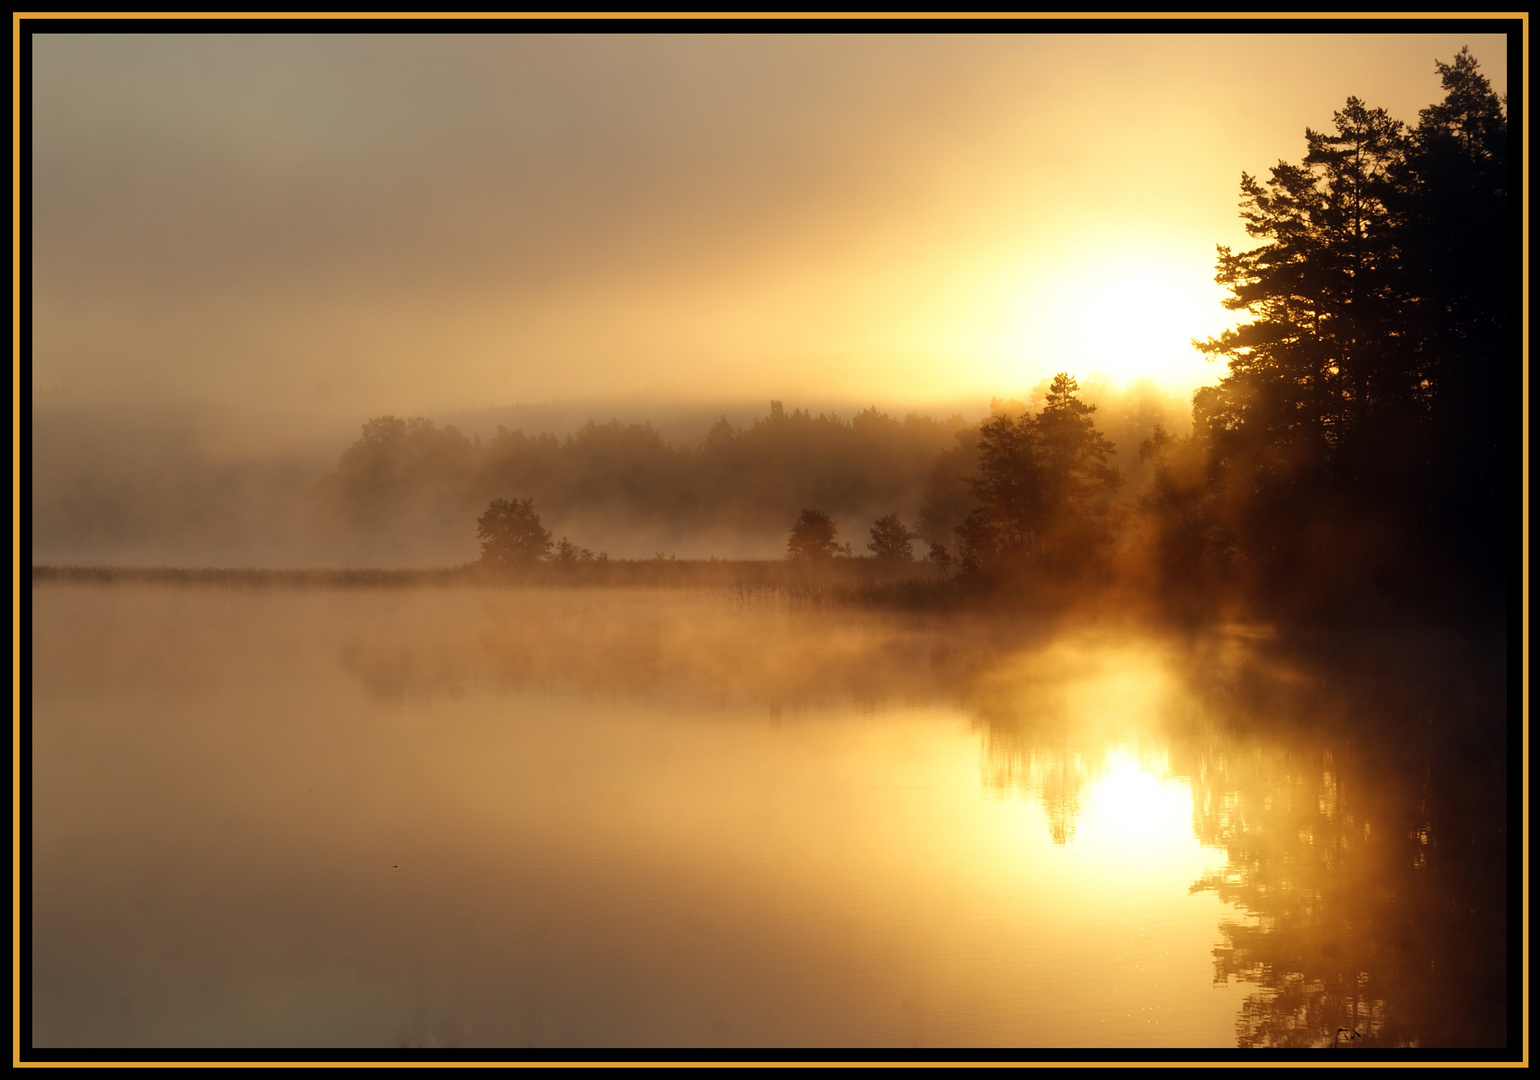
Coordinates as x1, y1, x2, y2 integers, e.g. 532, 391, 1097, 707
27, 560, 946, 594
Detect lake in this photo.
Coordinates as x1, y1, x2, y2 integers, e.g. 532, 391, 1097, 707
29, 583, 1512, 1051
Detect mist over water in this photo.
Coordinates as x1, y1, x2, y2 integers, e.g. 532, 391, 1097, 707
30, 583, 1509, 1050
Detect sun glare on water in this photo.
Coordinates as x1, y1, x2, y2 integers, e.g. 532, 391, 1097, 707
1076, 748, 1206, 864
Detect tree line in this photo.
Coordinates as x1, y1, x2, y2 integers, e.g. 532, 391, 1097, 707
468, 369, 1145, 582
320, 385, 1184, 562
319, 404, 965, 551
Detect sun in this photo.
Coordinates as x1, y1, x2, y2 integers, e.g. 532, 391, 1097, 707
996, 244, 1234, 395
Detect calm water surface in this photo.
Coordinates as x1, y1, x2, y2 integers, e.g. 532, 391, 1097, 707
30, 584, 1510, 1049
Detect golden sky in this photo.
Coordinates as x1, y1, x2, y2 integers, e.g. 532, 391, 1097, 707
30, 30, 1511, 419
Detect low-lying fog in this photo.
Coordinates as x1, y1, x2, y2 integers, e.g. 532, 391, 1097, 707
28, 401, 890, 566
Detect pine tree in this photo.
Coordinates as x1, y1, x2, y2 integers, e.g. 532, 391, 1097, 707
958, 374, 1121, 575
1194, 98, 1409, 483
1183, 50, 1510, 601
1400, 48, 1510, 576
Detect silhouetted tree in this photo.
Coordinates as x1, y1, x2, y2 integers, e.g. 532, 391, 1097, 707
1193, 96, 1410, 484
1182, 52, 1510, 608
477, 497, 552, 566
953, 374, 1121, 577
787, 509, 842, 560
1033, 373, 1122, 564
971, 401, 1041, 558
1399, 47, 1511, 582
552, 537, 597, 563
953, 506, 1000, 578
927, 540, 953, 580
867, 513, 915, 560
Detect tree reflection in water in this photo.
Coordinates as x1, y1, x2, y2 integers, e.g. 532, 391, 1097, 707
1183, 628, 1509, 1050
981, 734, 1092, 845
971, 633, 1191, 848
975, 624, 1510, 1049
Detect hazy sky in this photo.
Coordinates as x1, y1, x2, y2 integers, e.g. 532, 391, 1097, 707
31, 30, 1510, 419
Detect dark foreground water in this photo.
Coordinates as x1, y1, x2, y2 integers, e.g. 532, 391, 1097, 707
29, 584, 1513, 1051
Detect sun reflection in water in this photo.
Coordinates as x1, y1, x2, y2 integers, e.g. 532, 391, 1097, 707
975, 633, 1211, 856
1075, 748, 1210, 866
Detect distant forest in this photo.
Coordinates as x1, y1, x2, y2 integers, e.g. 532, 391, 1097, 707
315, 379, 1185, 564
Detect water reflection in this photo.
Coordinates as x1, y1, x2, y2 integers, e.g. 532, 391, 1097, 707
1176, 630, 1510, 1049
971, 634, 1192, 846
30, 585, 1510, 1050
966, 616, 1509, 1050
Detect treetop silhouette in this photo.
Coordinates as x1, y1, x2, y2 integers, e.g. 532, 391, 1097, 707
477, 497, 553, 567
867, 513, 915, 561
787, 509, 847, 560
